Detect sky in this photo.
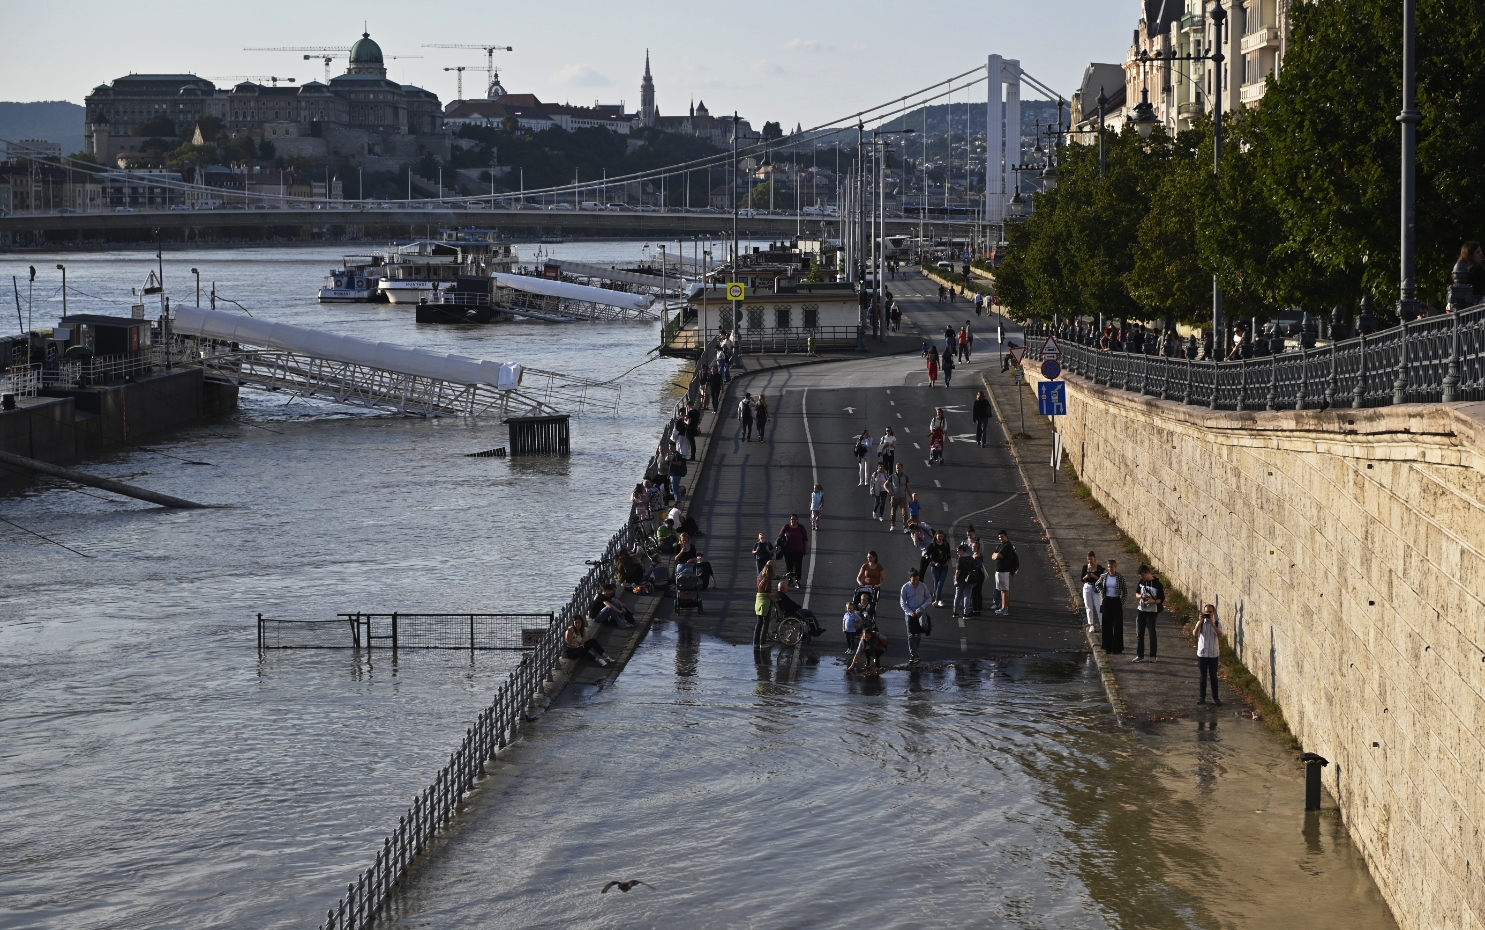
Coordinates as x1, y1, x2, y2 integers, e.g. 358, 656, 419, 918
2, 0, 1133, 129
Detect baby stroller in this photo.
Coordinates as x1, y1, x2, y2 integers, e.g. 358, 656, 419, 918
674, 561, 704, 614
928, 427, 945, 466
852, 585, 880, 623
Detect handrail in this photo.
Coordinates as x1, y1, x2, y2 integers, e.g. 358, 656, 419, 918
1022, 304, 1485, 409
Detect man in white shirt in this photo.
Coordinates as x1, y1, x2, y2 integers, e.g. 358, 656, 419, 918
1196, 604, 1223, 705
900, 568, 932, 662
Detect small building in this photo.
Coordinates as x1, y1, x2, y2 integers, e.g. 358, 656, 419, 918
55, 314, 153, 358
667, 280, 860, 355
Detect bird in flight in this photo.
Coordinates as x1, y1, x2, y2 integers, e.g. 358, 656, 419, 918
601, 880, 654, 894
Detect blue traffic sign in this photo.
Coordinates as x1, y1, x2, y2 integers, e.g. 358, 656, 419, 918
1040, 359, 1062, 380
1038, 380, 1068, 416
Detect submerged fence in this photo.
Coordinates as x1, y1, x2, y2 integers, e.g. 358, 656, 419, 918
257, 613, 554, 651
307, 341, 718, 930
1024, 302, 1485, 410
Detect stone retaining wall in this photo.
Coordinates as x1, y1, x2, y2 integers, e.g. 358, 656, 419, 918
1031, 367, 1485, 930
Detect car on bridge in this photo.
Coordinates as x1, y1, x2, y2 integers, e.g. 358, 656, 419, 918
57, 207, 77, 214
547, 203, 573, 211
114, 206, 136, 213
606, 203, 632, 212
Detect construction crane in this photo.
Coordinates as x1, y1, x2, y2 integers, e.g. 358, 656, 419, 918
423, 44, 513, 99
246, 46, 421, 82
209, 76, 297, 86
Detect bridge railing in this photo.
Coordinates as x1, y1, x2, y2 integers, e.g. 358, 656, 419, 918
1023, 304, 1485, 410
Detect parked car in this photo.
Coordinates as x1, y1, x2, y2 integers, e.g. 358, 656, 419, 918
547, 203, 574, 211
114, 206, 136, 213
57, 207, 78, 214
222, 203, 247, 210
167, 205, 191, 212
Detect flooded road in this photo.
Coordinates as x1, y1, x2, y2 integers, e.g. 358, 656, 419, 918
391, 625, 1396, 930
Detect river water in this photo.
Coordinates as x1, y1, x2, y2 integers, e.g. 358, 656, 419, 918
0, 241, 1397, 929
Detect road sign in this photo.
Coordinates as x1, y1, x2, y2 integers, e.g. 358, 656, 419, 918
1007, 344, 1026, 365
726, 282, 746, 301
1038, 380, 1068, 416
1040, 359, 1062, 380
1039, 335, 1062, 360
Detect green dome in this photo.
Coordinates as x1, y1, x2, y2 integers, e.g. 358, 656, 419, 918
349, 33, 383, 65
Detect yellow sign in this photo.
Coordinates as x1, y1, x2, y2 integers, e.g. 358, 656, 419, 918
726, 282, 747, 301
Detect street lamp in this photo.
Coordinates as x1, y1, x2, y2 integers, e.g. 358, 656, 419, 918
1397, 0, 1420, 321
191, 268, 201, 308
869, 128, 915, 336
56, 264, 66, 319
1129, 89, 1160, 140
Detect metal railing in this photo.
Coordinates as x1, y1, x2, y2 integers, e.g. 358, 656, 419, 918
666, 325, 863, 354
37, 344, 195, 389
1, 365, 40, 398
257, 613, 555, 651
1023, 304, 1485, 409
310, 349, 717, 930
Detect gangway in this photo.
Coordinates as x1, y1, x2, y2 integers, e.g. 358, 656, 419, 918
490, 273, 660, 322
170, 306, 618, 418
544, 261, 688, 294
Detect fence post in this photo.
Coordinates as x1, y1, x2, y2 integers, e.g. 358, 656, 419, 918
1393, 319, 1411, 405
1235, 360, 1247, 412
1208, 359, 1220, 410
1353, 333, 1369, 408
1324, 344, 1338, 410
391, 612, 398, 652
470, 614, 476, 652
1266, 354, 1278, 411
1295, 350, 1309, 411
257, 613, 263, 651
1183, 358, 1192, 405
1442, 312, 1461, 402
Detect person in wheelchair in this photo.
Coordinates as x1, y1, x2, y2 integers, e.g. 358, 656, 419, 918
773, 579, 825, 638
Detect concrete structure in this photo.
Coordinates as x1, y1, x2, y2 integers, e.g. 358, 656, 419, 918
984, 54, 1022, 230
443, 94, 635, 135
1033, 366, 1484, 930
84, 32, 447, 168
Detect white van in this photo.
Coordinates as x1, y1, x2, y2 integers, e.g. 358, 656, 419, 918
195, 199, 223, 210
579, 201, 604, 211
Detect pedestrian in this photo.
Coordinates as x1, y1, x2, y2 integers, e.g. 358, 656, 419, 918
887, 462, 912, 531
1080, 552, 1103, 633
990, 529, 1018, 616
842, 598, 864, 656
900, 567, 932, 662
926, 530, 952, 606
753, 532, 776, 573
937, 284, 946, 302
878, 426, 897, 472
666, 441, 687, 500
685, 405, 701, 460
870, 301, 881, 339
564, 615, 614, 667
754, 560, 779, 646
926, 346, 939, 386
853, 429, 873, 486
965, 525, 986, 615
1133, 564, 1165, 663
708, 365, 723, 409
1100, 559, 1126, 654
941, 350, 955, 387
754, 395, 769, 440
907, 491, 922, 526
810, 483, 824, 531
958, 323, 972, 361
1463, 241, 1485, 305
974, 293, 984, 316
871, 462, 890, 522
590, 582, 636, 628
777, 513, 809, 581
953, 542, 977, 618
972, 390, 991, 446
944, 325, 956, 358
738, 392, 755, 441
1195, 603, 1223, 705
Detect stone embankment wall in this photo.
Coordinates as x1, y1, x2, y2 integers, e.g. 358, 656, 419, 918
1030, 368, 1484, 930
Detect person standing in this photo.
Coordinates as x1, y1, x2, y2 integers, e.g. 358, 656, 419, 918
926, 530, 952, 606
1100, 559, 1126, 654
878, 426, 897, 472
752, 533, 776, 573
853, 429, 873, 487
871, 462, 890, 522
942, 350, 955, 388
685, 405, 701, 461
964, 525, 986, 615
887, 463, 912, 532
990, 529, 1018, 616
952, 543, 977, 618
738, 392, 755, 442
926, 346, 939, 387
1196, 604, 1223, 705
958, 323, 971, 361
666, 441, 687, 500
1133, 564, 1165, 663
708, 365, 723, 410
1080, 552, 1103, 633
842, 598, 864, 657
754, 395, 769, 441
777, 513, 809, 581
900, 567, 932, 662
754, 560, 779, 646
972, 390, 991, 447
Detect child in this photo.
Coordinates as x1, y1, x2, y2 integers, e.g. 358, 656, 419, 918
810, 483, 825, 530
842, 598, 863, 656
908, 492, 922, 524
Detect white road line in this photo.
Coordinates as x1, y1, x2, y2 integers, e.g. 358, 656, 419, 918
896, 412, 902, 419
890, 400, 896, 406
802, 388, 818, 610
960, 637, 968, 652
942, 501, 949, 511
913, 442, 921, 449
934, 479, 941, 487
958, 616, 966, 628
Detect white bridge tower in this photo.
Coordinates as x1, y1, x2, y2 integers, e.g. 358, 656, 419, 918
985, 55, 1023, 235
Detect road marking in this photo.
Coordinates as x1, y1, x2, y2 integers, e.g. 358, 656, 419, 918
886, 390, 891, 394
942, 501, 949, 511
913, 442, 921, 449
903, 427, 911, 433
958, 615, 966, 628
844, 406, 856, 414
934, 479, 941, 487
960, 637, 968, 652
890, 400, 896, 406
896, 413, 902, 419
802, 388, 818, 610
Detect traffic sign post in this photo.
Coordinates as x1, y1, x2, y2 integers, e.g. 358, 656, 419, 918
726, 282, 746, 301
1040, 359, 1062, 381
1037, 380, 1068, 416
1039, 335, 1062, 360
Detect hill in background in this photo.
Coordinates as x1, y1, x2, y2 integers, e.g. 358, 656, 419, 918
0, 101, 86, 157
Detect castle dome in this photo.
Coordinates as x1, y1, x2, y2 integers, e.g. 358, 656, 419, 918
349, 33, 383, 66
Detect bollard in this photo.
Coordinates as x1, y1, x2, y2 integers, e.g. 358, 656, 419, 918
1301, 752, 1329, 811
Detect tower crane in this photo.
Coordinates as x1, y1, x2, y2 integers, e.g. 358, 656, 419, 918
208, 76, 297, 86
422, 44, 513, 99
304, 52, 423, 82
245, 46, 420, 82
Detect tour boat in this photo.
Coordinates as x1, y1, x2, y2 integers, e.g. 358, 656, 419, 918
316, 255, 384, 302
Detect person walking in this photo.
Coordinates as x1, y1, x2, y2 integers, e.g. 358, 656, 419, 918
972, 390, 991, 447
928, 407, 947, 436
1099, 559, 1127, 654
708, 365, 723, 410
1080, 552, 1103, 633
738, 392, 755, 441
754, 560, 779, 646
685, 405, 701, 461
777, 513, 809, 582
952, 543, 977, 618
1133, 564, 1165, 663
871, 462, 891, 522
965, 525, 986, 615
853, 429, 873, 487
666, 441, 687, 500
926, 346, 939, 387
900, 567, 932, 662
878, 427, 897, 472
887, 463, 912, 532
943, 324, 956, 359
754, 395, 770, 441
926, 530, 952, 606
958, 323, 972, 361
942, 350, 955, 388
1196, 604, 1223, 705
990, 529, 1018, 616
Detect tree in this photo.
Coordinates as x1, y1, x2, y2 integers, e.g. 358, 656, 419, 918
762, 121, 783, 141
135, 115, 176, 138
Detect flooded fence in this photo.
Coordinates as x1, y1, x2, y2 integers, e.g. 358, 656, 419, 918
304, 346, 718, 930
257, 613, 555, 651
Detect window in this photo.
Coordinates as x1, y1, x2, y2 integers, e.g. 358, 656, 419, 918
802, 303, 819, 329
774, 305, 792, 329
747, 307, 764, 331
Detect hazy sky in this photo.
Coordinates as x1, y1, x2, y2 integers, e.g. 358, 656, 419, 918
3, 1, 1132, 127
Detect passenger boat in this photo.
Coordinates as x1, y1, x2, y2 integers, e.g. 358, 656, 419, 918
378, 230, 519, 305
316, 255, 384, 302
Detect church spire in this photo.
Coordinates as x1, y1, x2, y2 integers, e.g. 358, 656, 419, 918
640, 49, 657, 127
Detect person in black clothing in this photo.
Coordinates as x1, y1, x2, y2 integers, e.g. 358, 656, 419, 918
708, 366, 724, 410
1099, 560, 1126, 653
1133, 564, 1165, 662
685, 406, 701, 461
753, 533, 776, 573
972, 390, 991, 446
1463, 241, 1485, 304
589, 583, 635, 627
925, 530, 952, 607
990, 529, 1018, 616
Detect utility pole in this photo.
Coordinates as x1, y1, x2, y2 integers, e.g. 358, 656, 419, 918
732, 113, 740, 271
1210, 3, 1227, 358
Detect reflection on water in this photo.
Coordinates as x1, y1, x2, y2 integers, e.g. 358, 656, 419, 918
389, 625, 1396, 930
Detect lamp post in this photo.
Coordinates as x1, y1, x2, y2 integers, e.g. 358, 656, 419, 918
871, 127, 916, 342
1397, 0, 1420, 321
191, 267, 200, 308
1096, 87, 1107, 179
56, 264, 67, 319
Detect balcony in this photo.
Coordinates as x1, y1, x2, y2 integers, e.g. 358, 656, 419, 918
1178, 101, 1204, 120
1241, 26, 1281, 55
1240, 81, 1269, 105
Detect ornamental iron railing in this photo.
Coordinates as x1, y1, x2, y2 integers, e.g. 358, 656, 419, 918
1023, 305, 1485, 410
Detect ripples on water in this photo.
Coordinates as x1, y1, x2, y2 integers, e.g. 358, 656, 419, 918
0, 242, 694, 928
389, 626, 1395, 930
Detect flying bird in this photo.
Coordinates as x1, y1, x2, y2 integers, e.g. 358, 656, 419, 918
601, 880, 654, 894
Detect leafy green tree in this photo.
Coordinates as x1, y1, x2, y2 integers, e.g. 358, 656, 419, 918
165, 142, 218, 167
134, 115, 176, 138
762, 121, 783, 141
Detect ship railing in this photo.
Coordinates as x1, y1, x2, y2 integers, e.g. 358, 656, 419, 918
1, 364, 40, 398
